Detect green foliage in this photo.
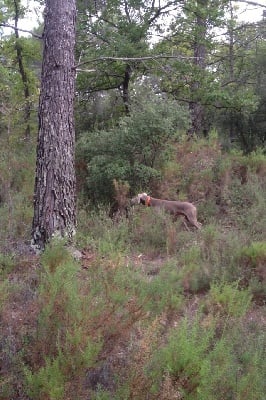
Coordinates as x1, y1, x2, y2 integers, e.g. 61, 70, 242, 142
77, 91, 189, 204
40, 239, 73, 272
37, 244, 85, 351
151, 317, 215, 397
23, 143, 264, 398
207, 282, 252, 318
129, 208, 172, 256
0, 279, 10, 313
0, 95, 36, 251
24, 357, 65, 400
229, 176, 265, 236
197, 325, 266, 400
1, 0, 266, 397
25, 335, 101, 400
97, 220, 129, 257
0, 32, 41, 140
235, 338, 266, 400
240, 241, 266, 268
76, 206, 130, 255
197, 337, 241, 400
150, 314, 265, 400
237, 241, 266, 300
143, 260, 184, 314
23, 241, 102, 398
76, 0, 173, 110
0, 252, 16, 278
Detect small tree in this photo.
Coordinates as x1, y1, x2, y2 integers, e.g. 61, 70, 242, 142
77, 89, 189, 204
31, 0, 77, 250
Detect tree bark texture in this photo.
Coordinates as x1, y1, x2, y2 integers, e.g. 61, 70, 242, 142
188, 0, 207, 137
32, 0, 77, 250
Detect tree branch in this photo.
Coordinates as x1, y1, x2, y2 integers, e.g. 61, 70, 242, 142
234, 0, 265, 7
75, 55, 201, 69
0, 23, 42, 39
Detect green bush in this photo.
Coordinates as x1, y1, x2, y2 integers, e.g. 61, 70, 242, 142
25, 357, 65, 400
143, 259, 184, 314
40, 239, 73, 272
0, 279, 10, 313
228, 172, 266, 238
128, 208, 173, 256
76, 206, 130, 256
24, 241, 102, 399
150, 315, 265, 400
76, 95, 189, 204
240, 241, 266, 268
236, 337, 266, 400
197, 337, 239, 400
25, 333, 100, 400
197, 327, 266, 400
206, 282, 252, 318
0, 252, 16, 278
150, 317, 215, 398
238, 241, 266, 301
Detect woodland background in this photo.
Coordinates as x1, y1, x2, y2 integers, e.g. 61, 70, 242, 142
0, 0, 265, 399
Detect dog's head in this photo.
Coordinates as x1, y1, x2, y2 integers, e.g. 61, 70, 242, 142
130, 193, 148, 206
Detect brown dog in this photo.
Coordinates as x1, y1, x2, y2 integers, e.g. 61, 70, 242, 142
131, 193, 202, 230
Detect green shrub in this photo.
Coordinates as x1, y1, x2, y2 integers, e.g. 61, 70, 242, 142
0, 252, 16, 278
128, 206, 195, 257
76, 206, 130, 253
150, 317, 215, 398
0, 196, 33, 249
240, 241, 266, 268
25, 357, 65, 400
176, 245, 212, 293
129, 208, 172, 256
206, 282, 252, 318
150, 315, 265, 400
238, 241, 266, 301
24, 242, 102, 398
0, 143, 35, 251
37, 247, 85, 356
198, 337, 239, 400
235, 149, 266, 175
197, 199, 219, 222
143, 260, 184, 314
0, 279, 10, 313
197, 327, 266, 400
97, 219, 130, 257
76, 96, 189, 204
236, 337, 266, 400
40, 239, 73, 272
229, 174, 266, 237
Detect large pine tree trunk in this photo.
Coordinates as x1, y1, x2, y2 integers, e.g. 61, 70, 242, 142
31, 0, 77, 250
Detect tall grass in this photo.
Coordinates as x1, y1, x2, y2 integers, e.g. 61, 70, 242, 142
0, 141, 265, 399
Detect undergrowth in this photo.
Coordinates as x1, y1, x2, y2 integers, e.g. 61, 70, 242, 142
0, 141, 265, 399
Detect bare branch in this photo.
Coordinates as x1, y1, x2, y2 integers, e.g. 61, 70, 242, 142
76, 68, 96, 73
0, 23, 42, 39
75, 55, 200, 69
234, 0, 265, 7
148, 1, 179, 25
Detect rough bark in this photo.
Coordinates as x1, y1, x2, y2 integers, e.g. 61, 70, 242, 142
121, 64, 132, 114
31, 0, 77, 251
187, 0, 207, 137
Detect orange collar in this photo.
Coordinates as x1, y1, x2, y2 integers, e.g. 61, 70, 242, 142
145, 196, 151, 206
